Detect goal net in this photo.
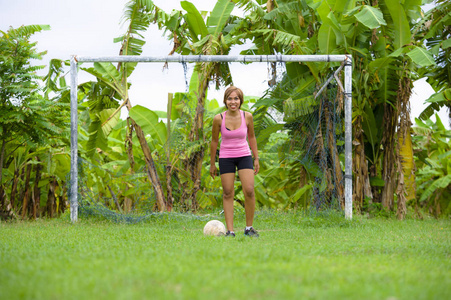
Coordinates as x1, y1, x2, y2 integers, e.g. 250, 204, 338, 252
69, 55, 353, 222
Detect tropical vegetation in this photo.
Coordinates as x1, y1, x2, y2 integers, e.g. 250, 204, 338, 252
1, 0, 450, 221
0, 25, 70, 219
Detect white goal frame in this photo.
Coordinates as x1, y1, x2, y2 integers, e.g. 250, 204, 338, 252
69, 54, 353, 222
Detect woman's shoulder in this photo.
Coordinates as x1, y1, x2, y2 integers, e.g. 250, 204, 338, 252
213, 113, 222, 123
243, 111, 254, 119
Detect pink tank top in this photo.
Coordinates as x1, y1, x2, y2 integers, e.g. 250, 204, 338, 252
219, 110, 251, 158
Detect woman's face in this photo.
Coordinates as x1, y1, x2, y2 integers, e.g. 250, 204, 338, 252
226, 91, 240, 111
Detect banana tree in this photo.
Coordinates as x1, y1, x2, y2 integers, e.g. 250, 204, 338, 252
232, 0, 435, 217
318, 0, 436, 218
315, 0, 434, 218
233, 0, 354, 209
416, 0, 451, 127
78, 61, 168, 211
67, 0, 171, 211
129, 87, 226, 211
159, 0, 238, 209
412, 115, 451, 216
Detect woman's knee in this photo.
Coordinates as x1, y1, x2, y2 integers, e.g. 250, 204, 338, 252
243, 187, 255, 199
223, 188, 234, 199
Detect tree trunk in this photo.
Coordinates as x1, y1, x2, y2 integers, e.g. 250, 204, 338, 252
60, 185, 67, 215
0, 186, 6, 219
312, 108, 326, 209
381, 102, 398, 211
17, 166, 26, 213
107, 185, 122, 212
32, 158, 42, 219
10, 167, 20, 210
396, 76, 415, 220
124, 117, 135, 213
363, 164, 373, 201
353, 115, 373, 213
166, 93, 174, 212
0, 138, 6, 192
0, 186, 16, 220
267, 0, 275, 12
46, 178, 56, 218
298, 166, 309, 209
187, 71, 211, 211
125, 99, 166, 212
325, 97, 345, 209
166, 165, 174, 211
125, 118, 135, 173
21, 163, 32, 220
180, 181, 189, 211
123, 191, 132, 213
369, 164, 381, 204
353, 117, 365, 213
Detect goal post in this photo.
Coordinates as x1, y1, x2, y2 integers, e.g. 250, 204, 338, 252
69, 54, 353, 222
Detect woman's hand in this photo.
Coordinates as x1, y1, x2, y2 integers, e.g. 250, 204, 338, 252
254, 158, 260, 175
210, 164, 218, 179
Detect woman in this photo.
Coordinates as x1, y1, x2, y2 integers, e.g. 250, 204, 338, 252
210, 86, 260, 237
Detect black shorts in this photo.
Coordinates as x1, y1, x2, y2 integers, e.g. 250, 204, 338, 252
219, 156, 253, 175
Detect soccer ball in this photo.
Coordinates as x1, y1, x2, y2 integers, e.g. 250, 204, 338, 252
203, 220, 226, 237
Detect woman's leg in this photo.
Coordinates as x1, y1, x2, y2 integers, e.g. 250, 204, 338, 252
238, 169, 255, 227
220, 173, 236, 231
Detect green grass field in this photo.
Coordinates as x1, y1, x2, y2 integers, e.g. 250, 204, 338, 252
1, 210, 450, 300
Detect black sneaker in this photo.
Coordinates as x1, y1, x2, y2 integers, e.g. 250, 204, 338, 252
225, 231, 235, 237
244, 227, 259, 237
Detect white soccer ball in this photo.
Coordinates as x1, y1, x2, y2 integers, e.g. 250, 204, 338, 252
203, 220, 226, 236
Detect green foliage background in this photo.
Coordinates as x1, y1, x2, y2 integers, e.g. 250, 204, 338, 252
1, 0, 450, 220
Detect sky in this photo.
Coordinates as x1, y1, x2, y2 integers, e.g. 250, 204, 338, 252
1, 0, 448, 128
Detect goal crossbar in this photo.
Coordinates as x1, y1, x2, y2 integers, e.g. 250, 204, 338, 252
69, 54, 353, 222
75, 54, 350, 63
